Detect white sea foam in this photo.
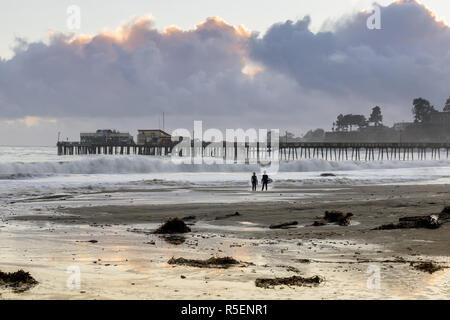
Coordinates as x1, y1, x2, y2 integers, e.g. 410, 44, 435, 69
1, 154, 450, 177
1, 146, 450, 200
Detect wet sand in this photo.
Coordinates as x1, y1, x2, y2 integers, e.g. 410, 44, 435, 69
1, 183, 449, 299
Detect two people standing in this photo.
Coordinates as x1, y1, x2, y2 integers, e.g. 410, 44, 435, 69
251, 171, 269, 191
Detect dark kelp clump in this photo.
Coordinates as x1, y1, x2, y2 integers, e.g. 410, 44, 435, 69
411, 262, 445, 274
168, 257, 240, 269
312, 211, 353, 227
154, 217, 191, 234
324, 211, 354, 225
0, 269, 38, 292
255, 275, 323, 289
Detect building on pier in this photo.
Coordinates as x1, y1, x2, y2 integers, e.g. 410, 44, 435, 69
80, 129, 134, 145
137, 129, 171, 145
393, 122, 414, 131
429, 112, 450, 125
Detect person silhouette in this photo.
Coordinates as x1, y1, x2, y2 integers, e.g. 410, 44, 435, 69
251, 172, 258, 191
261, 171, 269, 191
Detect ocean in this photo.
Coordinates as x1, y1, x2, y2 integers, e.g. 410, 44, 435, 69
1, 146, 450, 201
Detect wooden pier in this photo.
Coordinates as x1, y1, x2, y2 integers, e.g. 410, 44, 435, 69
57, 141, 450, 162
57, 141, 173, 156
277, 142, 450, 161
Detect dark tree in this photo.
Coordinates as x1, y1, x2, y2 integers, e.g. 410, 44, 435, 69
444, 97, 450, 112
280, 131, 296, 142
345, 114, 367, 131
285, 132, 295, 139
303, 128, 325, 141
335, 114, 346, 131
412, 98, 436, 123
334, 114, 367, 131
369, 106, 383, 126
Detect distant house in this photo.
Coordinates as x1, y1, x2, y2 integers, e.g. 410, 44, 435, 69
80, 129, 134, 145
429, 112, 450, 125
393, 122, 413, 131
137, 129, 172, 145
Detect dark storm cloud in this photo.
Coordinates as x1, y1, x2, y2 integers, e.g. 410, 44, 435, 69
249, 0, 450, 106
0, 16, 266, 119
1, 0, 450, 129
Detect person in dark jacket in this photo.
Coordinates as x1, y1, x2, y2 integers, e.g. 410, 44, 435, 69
251, 172, 258, 191
261, 171, 269, 191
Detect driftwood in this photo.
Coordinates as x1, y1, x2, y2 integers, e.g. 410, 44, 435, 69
374, 206, 450, 230
215, 212, 241, 220
255, 275, 323, 289
320, 173, 336, 177
374, 217, 439, 230
439, 206, 450, 222
168, 257, 240, 269
269, 221, 298, 229
181, 215, 196, 221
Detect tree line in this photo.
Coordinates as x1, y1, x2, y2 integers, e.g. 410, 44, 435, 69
333, 106, 382, 132
333, 96, 450, 132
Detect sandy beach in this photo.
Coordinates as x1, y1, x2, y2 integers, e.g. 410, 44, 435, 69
1, 182, 449, 299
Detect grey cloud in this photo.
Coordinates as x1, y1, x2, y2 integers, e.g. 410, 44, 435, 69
250, 0, 450, 107
1, 0, 450, 143
0, 17, 262, 119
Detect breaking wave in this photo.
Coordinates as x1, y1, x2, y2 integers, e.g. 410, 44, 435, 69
1, 155, 450, 178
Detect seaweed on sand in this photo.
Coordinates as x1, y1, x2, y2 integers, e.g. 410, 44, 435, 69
324, 211, 354, 226
255, 275, 323, 289
154, 217, 191, 234
411, 262, 445, 274
312, 211, 353, 227
0, 269, 38, 292
167, 256, 240, 269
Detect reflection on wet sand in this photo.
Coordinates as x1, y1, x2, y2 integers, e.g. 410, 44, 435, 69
1, 183, 450, 299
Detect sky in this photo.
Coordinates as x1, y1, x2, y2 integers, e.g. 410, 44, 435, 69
1, 0, 450, 145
